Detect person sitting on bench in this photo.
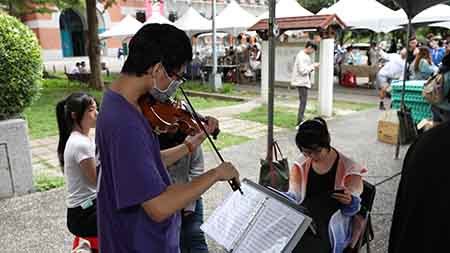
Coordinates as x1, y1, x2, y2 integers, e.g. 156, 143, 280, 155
287, 117, 368, 253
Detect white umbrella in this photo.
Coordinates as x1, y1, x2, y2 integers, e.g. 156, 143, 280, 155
412, 4, 450, 24
318, 0, 406, 33
216, 0, 257, 36
99, 15, 143, 39
144, 12, 176, 26
257, 0, 313, 20
175, 7, 211, 34
429, 21, 450, 29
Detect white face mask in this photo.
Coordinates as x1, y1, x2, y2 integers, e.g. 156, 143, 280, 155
150, 78, 182, 102
150, 64, 184, 102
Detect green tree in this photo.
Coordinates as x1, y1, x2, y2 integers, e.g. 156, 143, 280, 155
0, 0, 119, 90
297, 0, 335, 14
0, 0, 81, 18
0, 13, 42, 119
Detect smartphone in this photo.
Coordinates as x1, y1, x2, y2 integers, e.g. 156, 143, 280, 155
330, 189, 345, 195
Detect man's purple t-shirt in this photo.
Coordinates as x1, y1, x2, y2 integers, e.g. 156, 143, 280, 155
96, 89, 181, 252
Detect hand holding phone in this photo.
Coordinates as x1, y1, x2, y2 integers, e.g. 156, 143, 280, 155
331, 189, 352, 205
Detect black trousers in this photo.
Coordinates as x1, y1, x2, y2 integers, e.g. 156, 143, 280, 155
297, 87, 309, 125
67, 199, 97, 237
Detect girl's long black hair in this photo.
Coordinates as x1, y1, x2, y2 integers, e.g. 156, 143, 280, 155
56, 92, 96, 170
295, 117, 331, 151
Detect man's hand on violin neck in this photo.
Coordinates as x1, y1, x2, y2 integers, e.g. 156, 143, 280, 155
214, 162, 240, 183
185, 131, 207, 148
205, 116, 219, 134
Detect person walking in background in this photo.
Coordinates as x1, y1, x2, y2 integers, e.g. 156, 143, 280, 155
291, 41, 319, 127
376, 48, 407, 110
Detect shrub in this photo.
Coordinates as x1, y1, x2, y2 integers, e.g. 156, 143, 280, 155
0, 13, 42, 120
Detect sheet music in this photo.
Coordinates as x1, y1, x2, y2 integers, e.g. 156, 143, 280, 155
200, 183, 266, 251
233, 198, 305, 253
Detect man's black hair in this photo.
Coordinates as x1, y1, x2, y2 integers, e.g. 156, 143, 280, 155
305, 41, 318, 51
121, 23, 192, 77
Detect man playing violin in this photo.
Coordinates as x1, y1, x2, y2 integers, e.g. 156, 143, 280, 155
95, 23, 240, 253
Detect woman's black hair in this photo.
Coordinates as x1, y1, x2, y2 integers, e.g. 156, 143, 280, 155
121, 23, 193, 77
295, 117, 331, 151
56, 92, 96, 170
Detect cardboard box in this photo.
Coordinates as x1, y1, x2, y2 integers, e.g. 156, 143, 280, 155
377, 110, 399, 145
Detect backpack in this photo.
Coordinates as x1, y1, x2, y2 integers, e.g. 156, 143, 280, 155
341, 71, 357, 88
423, 72, 446, 105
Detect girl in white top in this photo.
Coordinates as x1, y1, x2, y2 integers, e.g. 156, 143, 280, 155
56, 92, 98, 237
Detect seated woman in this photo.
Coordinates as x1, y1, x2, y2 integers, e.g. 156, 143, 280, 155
410, 47, 437, 80
56, 92, 98, 239
289, 118, 367, 253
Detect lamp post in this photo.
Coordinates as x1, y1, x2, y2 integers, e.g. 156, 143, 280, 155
267, 0, 276, 171
210, 0, 222, 91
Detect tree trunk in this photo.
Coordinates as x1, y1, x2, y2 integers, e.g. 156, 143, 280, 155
86, 0, 103, 90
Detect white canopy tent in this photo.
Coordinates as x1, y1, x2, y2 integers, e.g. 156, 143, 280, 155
429, 21, 450, 29
175, 7, 211, 36
257, 0, 313, 20
99, 15, 143, 39
144, 11, 176, 26
216, 0, 257, 36
318, 0, 406, 33
411, 4, 450, 24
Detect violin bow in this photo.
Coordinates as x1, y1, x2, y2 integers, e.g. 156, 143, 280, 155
179, 87, 243, 195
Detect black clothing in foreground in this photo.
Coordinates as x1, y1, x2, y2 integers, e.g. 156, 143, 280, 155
388, 121, 450, 253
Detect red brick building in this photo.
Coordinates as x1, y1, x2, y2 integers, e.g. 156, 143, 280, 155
22, 0, 266, 60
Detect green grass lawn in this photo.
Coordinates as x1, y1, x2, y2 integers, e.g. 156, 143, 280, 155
238, 100, 376, 129
24, 79, 103, 139
181, 81, 258, 98
333, 100, 377, 111
202, 132, 252, 152
24, 77, 241, 139
239, 106, 311, 129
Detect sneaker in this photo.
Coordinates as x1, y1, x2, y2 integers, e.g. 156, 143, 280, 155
379, 101, 386, 110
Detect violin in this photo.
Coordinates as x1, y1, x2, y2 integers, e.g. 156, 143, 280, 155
139, 88, 242, 194
138, 95, 219, 139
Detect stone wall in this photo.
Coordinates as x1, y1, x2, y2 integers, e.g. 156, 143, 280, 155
0, 119, 34, 199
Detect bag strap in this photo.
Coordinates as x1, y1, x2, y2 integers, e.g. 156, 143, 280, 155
272, 141, 284, 161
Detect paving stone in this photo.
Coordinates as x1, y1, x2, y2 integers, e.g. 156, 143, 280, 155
39, 153, 59, 162
31, 146, 54, 157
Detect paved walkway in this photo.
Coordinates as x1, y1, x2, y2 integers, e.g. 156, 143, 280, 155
0, 108, 408, 252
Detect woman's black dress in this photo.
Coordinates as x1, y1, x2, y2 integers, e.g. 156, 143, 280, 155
293, 153, 340, 253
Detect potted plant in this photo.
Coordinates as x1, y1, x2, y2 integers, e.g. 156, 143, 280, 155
0, 12, 42, 198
